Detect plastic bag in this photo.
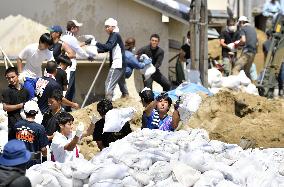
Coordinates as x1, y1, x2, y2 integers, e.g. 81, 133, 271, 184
104, 107, 136, 132
208, 68, 222, 88
140, 63, 156, 80
172, 161, 201, 186
26, 169, 44, 187
238, 70, 251, 86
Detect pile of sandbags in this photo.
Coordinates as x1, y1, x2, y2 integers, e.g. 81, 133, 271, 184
26, 128, 284, 186
208, 68, 259, 95
0, 103, 8, 153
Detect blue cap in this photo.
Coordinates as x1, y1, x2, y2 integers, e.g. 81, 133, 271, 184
48, 25, 63, 33
0, 140, 31, 166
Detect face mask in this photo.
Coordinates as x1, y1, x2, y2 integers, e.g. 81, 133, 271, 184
228, 26, 237, 32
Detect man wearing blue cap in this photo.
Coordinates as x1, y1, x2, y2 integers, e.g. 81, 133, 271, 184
0, 140, 31, 187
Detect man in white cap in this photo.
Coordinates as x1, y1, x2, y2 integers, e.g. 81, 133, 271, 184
94, 18, 129, 100
231, 16, 258, 80
61, 20, 94, 111
10, 100, 49, 168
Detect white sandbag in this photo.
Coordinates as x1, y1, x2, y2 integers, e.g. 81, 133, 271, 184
41, 167, 72, 187
26, 169, 44, 187
178, 93, 202, 123
148, 161, 172, 182
221, 75, 241, 89
216, 180, 241, 187
246, 170, 279, 187
73, 178, 84, 187
244, 83, 259, 95
72, 158, 96, 180
179, 150, 206, 172
131, 157, 152, 170
86, 45, 98, 57
194, 170, 224, 187
208, 68, 222, 87
122, 176, 141, 187
209, 87, 222, 94
238, 70, 251, 86
156, 176, 185, 187
0, 130, 8, 153
279, 162, 284, 176
104, 107, 136, 132
129, 169, 152, 186
91, 179, 123, 187
172, 161, 201, 186
60, 162, 73, 178
41, 174, 61, 187
140, 63, 156, 80
89, 164, 129, 185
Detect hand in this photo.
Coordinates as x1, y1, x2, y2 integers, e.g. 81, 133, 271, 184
227, 43, 235, 50
88, 56, 95, 62
75, 122, 84, 138
174, 97, 181, 110
91, 114, 99, 124
18, 72, 26, 84
72, 102, 80, 109
85, 38, 93, 45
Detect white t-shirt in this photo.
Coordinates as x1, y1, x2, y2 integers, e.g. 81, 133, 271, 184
61, 34, 89, 71
18, 43, 53, 78
50, 131, 79, 163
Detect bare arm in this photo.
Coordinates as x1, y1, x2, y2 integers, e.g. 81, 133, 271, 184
171, 110, 180, 129
41, 147, 47, 157
145, 100, 157, 116
239, 35, 246, 45
220, 39, 228, 48
62, 42, 76, 59
82, 123, 95, 138
17, 58, 23, 73
3, 103, 24, 112
179, 49, 186, 62
62, 98, 80, 109
64, 136, 79, 151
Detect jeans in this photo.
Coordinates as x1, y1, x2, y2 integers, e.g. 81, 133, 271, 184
65, 71, 75, 112
105, 68, 129, 100
144, 69, 171, 91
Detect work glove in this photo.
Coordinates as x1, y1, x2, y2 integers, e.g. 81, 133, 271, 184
84, 38, 93, 45
91, 114, 99, 125
75, 122, 84, 138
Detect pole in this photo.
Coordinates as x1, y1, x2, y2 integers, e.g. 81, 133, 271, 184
81, 54, 108, 108
199, 0, 208, 87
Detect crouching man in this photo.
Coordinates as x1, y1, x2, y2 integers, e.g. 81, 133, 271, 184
51, 112, 84, 163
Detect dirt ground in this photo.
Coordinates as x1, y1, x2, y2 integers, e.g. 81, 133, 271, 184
183, 91, 284, 148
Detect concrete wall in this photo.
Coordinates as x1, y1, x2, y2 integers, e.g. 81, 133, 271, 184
0, 0, 189, 103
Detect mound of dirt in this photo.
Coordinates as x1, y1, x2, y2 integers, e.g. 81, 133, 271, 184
72, 97, 143, 160
184, 91, 284, 148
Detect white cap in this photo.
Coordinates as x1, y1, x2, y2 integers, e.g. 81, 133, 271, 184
238, 16, 249, 23
24, 100, 39, 114
71, 19, 83, 27
104, 18, 118, 27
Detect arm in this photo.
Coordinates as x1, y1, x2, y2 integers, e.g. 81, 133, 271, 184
154, 49, 164, 69
64, 136, 80, 151
171, 110, 180, 129
82, 123, 95, 138
96, 33, 118, 52
62, 97, 80, 109
179, 49, 186, 62
145, 100, 157, 117
17, 58, 24, 73
2, 103, 24, 112
220, 39, 228, 48
239, 35, 246, 45
128, 54, 145, 69
62, 42, 76, 59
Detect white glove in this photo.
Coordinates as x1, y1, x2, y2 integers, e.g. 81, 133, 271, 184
139, 54, 150, 61
75, 122, 84, 138
91, 114, 99, 124
90, 39, 97, 46
227, 43, 235, 50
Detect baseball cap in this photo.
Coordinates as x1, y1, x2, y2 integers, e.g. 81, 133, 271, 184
104, 18, 118, 27
47, 25, 63, 33
24, 100, 39, 115
70, 19, 83, 27
0, 140, 31, 166
238, 16, 249, 23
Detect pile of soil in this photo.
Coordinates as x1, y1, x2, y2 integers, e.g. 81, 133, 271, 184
71, 97, 143, 160
184, 91, 284, 148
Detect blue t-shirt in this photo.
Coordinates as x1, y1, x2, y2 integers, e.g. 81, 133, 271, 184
12, 120, 48, 153
144, 109, 174, 131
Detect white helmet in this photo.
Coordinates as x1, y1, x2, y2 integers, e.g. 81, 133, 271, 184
24, 100, 39, 115
238, 16, 249, 23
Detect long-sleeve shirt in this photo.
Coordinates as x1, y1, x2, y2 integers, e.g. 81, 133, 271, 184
125, 50, 145, 78
96, 32, 125, 69
137, 45, 164, 69
262, 1, 281, 17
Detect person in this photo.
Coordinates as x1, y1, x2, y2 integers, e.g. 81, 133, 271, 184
0, 140, 31, 187
279, 61, 284, 96
263, 30, 273, 61
143, 92, 180, 131
137, 34, 171, 91
219, 18, 239, 76
60, 20, 94, 111
17, 33, 53, 99
2, 67, 29, 140
50, 112, 84, 163
262, 0, 281, 30
178, 31, 191, 82
35, 61, 79, 113
10, 100, 48, 168
232, 16, 258, 80
124, 37, 152, 78
94, 18, 129, 100
92, 99, 132, 151
55, 59, 69, 91
139, 87, 155, 129
42, 90, 64, 143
